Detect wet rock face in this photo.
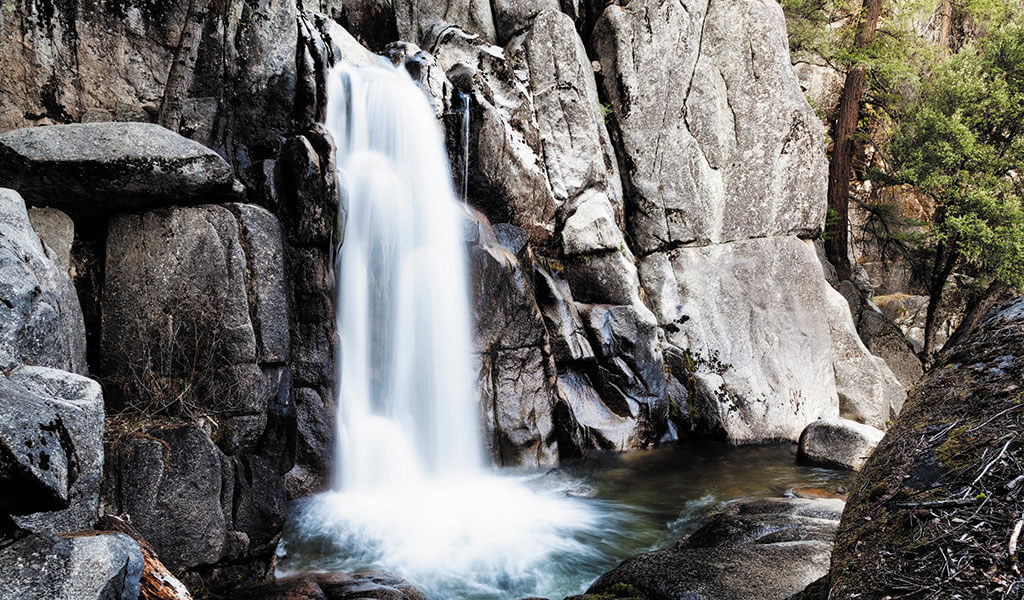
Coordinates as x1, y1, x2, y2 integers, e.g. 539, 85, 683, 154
581, 497, 843, 600
469, 218, 559, 466
248, 570, 425, 600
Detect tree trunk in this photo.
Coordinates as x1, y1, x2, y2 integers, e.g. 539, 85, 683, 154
158, 0, 211, 132
936, 0, 953, 50
922, 240, 957, 366
941, 280, 1015, 353
824, 0, 884, 281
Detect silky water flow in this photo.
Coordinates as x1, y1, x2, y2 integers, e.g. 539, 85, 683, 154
283, 62, 604, 599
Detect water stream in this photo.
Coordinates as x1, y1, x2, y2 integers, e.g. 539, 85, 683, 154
280, 62, 853, 600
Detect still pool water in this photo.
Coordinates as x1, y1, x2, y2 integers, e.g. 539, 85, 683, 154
277, 442, 854, 600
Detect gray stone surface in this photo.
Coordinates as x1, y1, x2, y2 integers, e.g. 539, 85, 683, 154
469, 224, 558, 466
103, 204, 256, 380
393, 0, 497, 45
856, 308, 924, 389
0, 123, 236, 214
110, 425, 226, 570
0, 189, 87, 375
824, 284, 906, 428
11, 366, 105, 532
28, 208, 74, 277
0, 377, 73, 515
592, 0, 826, 253
798, 418, 885, 471
103, 204, 287, 416
522, 10, 622, 215
232, 204, 291, 364
646, 237, 838, 442
561, 190, 623, 256
0, 532, 143, 600
793, 61, 845, 121
493, 0, 560, 43
586, 497, 842, 600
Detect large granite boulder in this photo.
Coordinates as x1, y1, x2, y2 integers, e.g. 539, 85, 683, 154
0, 123, 237, 216
591, 0, 826, 253
102, 421, 288, 588
102, 204, 289, 423
105, 425, 228, 571
648, 237, 838, 442
797, 418, 884, 471
10, 366, 105, 532
0, 188, 86, 375
0, 532, 143, 600
0, 377, 75, 516
582, 497, 843, 600
823, 285, 905, 428
826, 296, 1024, 598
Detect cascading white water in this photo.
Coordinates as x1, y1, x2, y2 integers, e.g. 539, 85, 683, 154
329, 62, 480, 489
297, 62, 604, 599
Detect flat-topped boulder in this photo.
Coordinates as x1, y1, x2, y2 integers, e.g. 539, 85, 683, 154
0, 123, 238, 216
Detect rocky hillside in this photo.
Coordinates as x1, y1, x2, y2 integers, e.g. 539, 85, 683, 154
0, 0, 917, 597
822, 296, 1024, 598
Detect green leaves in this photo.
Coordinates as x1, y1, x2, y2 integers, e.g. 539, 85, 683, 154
889, 20, 1024, 293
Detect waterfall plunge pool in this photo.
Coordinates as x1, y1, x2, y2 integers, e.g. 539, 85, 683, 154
277, 442, 854, 600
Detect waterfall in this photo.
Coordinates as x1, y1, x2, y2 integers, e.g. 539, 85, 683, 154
288, 62, 603, 600
328, 62, 480, 490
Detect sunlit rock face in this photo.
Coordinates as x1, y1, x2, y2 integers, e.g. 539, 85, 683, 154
591, 0, 827, 252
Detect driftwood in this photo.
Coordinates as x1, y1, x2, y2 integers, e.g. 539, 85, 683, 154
95, 515, 193, 600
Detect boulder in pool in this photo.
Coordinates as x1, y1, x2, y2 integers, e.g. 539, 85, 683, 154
797, 418, 884, 471
579, 497, 843, 600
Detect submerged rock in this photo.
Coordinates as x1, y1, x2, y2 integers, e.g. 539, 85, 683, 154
0, 123, 237, 216
797, 419, 884, 471
583, 497, 843, 600
245, 570, 425, 600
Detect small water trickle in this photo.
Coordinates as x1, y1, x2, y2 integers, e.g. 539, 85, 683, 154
458, 90, 471, 201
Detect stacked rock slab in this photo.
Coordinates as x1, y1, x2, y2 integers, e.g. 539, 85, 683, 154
0, 120, 303, 595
